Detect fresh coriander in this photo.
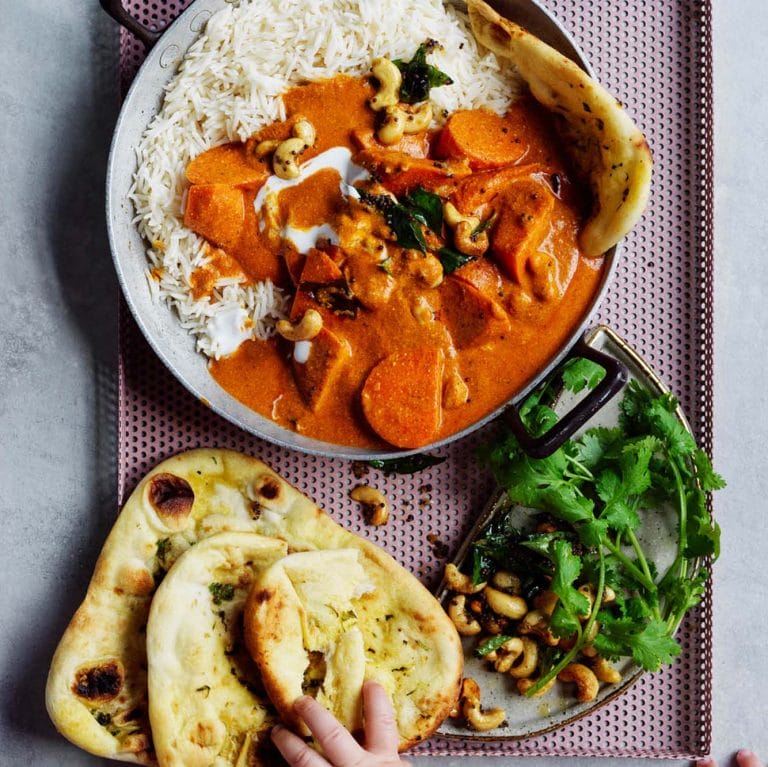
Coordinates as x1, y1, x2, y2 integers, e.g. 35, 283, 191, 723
367, 454, 446, 474
477, 380, 722, 696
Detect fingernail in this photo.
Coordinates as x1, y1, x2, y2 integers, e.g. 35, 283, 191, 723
697, 758, 715, 767
293, 695, 312, 710
271, 725, 284, 738
738, 752, 756, 759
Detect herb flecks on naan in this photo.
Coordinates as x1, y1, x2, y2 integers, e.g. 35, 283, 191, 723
46, 450, 275, 764
147, 532, 287, 767
467, 0, 652, 256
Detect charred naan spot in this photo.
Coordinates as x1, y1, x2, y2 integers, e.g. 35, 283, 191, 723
72, 659, 124, 702
254, 476, 281, 501
252, 589, 272, 605
249, 501, 263, 519
148, 473, 194, 523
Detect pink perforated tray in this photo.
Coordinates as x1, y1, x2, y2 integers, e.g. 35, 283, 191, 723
117, 0, 714, 758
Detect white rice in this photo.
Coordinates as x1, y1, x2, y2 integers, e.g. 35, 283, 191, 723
130, 0, 518, 359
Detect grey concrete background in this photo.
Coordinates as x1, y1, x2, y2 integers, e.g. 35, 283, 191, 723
1, 1, 765, 765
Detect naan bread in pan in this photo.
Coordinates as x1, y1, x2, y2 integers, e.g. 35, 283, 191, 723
146, 532, 286, 767
467, 0, 652, 256
46, 449, 276, 764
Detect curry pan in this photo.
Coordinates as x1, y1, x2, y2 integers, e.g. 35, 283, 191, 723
102, 0, 627, 460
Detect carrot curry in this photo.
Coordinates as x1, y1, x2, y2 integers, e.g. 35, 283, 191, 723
181, 48, 603, 449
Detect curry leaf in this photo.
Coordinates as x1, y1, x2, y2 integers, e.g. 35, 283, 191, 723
437, 246, 474, 274
402, 187, 443, 233
367, 454, 446, 474
393, 40, 454, 104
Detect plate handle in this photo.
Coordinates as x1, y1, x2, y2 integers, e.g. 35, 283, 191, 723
503, 337, 628, 458
99, 0, 164, 49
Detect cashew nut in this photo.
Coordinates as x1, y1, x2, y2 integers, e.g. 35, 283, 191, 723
447, 595, 482, 636
444, 563, 485, 594
533, 589, 559, 617
488, 637, 523, 673
443, 367, 469, 409
350, 484, 390, 526
443, 202, 489, 257
460, 678, 506, 732
276, 309, 323, 342
292, 119, 316, 146
592, 655, 621, 685
483, 587, 527, 620
491, 570, 521, 594
377, 106, 408, 145
518, 609, 559, 646
269, 118, 317, 179
254, 139, 281, 158
516, 675, 556, 697
508, 636, 539, 679
377, 103, 432, 144
558, 662, 600, 703
369, 58, 402, 111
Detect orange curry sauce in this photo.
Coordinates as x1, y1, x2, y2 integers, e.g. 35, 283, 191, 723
184, 75, 603, 449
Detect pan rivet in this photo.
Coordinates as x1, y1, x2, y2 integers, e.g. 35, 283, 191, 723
190, 11, 212, 33
159, 44, 180, 69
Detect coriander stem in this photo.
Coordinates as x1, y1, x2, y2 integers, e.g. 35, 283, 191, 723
603, 539, 657, 593
525, 553, 605, 697
626, 527, 662, 621
670, 459, 689, 581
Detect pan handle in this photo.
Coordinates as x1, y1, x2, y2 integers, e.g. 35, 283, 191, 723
503, 338, 628, 458
99, 0, 164, 49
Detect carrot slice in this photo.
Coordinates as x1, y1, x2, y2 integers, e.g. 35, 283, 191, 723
292, 327, 351, 411
351, 128, 430, 158
490, 179, 555, 281
355, 149, 471, 197
361, 348, 444, 448
299, 248, 344, 285
434, 108, 528, 169
184, 184, 246, 252
437, 277, 511, 350
450, 163, 544, 214
186, 144, 269, 189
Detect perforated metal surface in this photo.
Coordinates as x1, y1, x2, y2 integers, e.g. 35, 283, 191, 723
117, 0, 714, 757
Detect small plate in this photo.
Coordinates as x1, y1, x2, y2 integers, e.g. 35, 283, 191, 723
435, 324, 697, 740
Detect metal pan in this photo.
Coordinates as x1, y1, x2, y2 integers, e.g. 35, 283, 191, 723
102, 0, 627, 460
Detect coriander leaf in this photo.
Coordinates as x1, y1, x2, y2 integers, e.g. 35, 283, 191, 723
403, 187, 443, 233
627, 619, 682, 671
550, 603, 581, 638
393, 39, 454, 104
647, 399, 697, 458
693, 448, 727, 491
569, 427, 622, 471
684, 487, 721, 559
550, 539, 590, 617
437, 246, 474, 274
619, 436, 659, 497
578, 518, 609, 548
476, 634, 514, 656
561, 357, 606, 394
659, 567, 708, 621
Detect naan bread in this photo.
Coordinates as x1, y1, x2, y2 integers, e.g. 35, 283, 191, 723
146, 532, 286, 767
243, 539, 463, 748
468, 0, 652, 256
46, 450, 277, 764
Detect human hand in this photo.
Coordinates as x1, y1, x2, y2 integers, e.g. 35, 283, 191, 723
698, 751, 763, 767
271, 680, 410, 767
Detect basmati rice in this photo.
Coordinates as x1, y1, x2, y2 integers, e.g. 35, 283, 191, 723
130, 0, 518, 358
